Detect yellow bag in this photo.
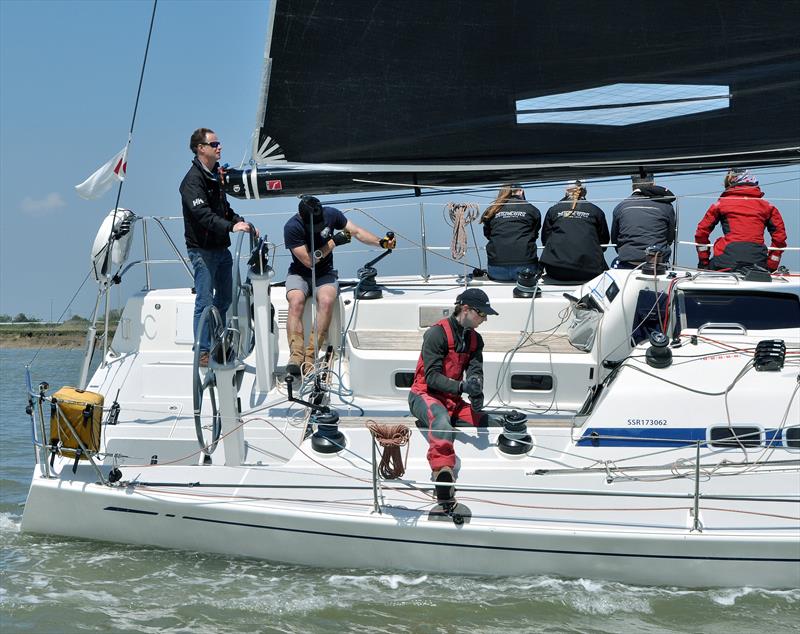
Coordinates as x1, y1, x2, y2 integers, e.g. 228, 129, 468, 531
49, 387, 104, 459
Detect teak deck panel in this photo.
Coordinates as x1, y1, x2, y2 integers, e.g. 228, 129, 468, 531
348, 331, 586, 354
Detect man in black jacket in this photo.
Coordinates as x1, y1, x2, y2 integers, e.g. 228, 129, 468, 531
180, 128, 257, 365
610, 175, 676, 268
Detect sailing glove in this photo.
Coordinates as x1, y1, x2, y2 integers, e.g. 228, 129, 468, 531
470, 393, 484, 411
332, 230, 351, 246
379, 235, 397, 250
460, 376, 482, 397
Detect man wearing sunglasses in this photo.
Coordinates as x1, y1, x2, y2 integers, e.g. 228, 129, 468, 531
180, 128, 258, 366
408, 288, 498, 506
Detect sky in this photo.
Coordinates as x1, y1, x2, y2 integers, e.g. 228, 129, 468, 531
1, 0, 798, 321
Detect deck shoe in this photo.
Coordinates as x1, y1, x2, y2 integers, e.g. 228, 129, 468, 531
433, 467, 456, 504
198, 352, 209, 368
286, 333, 304, 376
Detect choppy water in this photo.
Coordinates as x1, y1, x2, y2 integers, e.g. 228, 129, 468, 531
1, 347, 798, 633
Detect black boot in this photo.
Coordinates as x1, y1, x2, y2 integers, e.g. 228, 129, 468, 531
433, 467, 455, 504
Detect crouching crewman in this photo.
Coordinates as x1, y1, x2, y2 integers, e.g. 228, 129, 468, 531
408, 289, 498, 505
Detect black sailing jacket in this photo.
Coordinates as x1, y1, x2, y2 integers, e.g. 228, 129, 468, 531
180, 158, 244, 250
540, 198, 610, 276
482, 196, 541, 266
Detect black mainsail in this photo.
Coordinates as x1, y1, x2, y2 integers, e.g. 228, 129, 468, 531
225, 0, 800, 198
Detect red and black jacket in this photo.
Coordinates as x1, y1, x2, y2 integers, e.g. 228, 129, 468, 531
411, 316, 483, 408
695, 185, 787, 271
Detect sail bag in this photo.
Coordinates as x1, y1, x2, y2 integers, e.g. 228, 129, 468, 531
50, 387, 104, 459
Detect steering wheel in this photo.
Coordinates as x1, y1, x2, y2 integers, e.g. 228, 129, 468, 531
193, 306, 224, 456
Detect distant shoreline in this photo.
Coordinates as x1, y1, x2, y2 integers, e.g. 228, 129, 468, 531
0, 325, 114, 350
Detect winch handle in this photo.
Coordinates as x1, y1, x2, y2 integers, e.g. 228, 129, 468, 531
364, 231, 396, 269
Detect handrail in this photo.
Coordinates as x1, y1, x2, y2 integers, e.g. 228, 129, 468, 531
117, 258, 194, 280
151, 218, 194, 281
697, 322, 748, 335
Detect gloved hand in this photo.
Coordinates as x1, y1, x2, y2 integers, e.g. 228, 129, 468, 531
460, 376, 482, 397
470, 393, 484, 412
332, 230, 351, 246
767, 253, 781, 272
379, 235, 397, 250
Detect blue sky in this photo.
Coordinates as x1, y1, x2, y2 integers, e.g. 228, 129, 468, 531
1, 0, 798, 321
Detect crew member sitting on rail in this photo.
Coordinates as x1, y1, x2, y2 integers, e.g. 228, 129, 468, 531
540, 180, 610, 283
695, 169, 787, 272
408, 288, 497, 505
283, 195, 396, 376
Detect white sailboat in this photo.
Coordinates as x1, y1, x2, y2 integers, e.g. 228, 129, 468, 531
21, 0, 800, 589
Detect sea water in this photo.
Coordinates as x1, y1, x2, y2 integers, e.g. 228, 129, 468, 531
1, 348, 798, 633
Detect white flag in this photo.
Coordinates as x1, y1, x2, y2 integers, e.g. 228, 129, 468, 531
75, 146, 128, 200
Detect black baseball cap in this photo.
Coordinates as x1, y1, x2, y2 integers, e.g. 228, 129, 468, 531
456, 288, 499, 315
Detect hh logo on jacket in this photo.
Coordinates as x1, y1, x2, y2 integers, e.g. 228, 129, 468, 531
192, 198, 205, 207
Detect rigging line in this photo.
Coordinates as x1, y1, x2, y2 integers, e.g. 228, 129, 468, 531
246, 416, 434, 505
102, 0, 158, 286
624, 358, 755, 397
121, 397, 293, 467
27, 268, 94, 366
739, 380, 800, 474
349, 206, 483, 269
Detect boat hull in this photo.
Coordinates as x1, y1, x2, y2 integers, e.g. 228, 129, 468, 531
22, 471, 800, 589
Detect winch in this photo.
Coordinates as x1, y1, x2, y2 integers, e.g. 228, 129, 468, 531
497, 410, 531, 455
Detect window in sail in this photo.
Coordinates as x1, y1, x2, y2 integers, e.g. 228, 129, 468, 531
510, 374, 553, 391
709, 426, 762, 448
393, 371, 415, 389
680, 291, 800, 330
516, 83, 729, 126
785, 427, 800, 449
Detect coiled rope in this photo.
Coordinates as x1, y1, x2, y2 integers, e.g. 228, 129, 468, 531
445, 202, 479, 260
366, 422, 411, 479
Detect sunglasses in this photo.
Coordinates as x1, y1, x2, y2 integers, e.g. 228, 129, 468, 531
471, 306, 487, 318
201, 141, 222, 148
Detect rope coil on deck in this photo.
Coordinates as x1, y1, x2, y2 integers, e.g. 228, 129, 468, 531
366, 422, 411, 479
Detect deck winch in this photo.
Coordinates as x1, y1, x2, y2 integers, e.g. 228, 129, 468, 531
513, 266, 542, 299
310, 410, 346, 453
497, 410, 532, 455
355, 232, 394, 300
284, 375, 346, 453
645, 331, 673, 368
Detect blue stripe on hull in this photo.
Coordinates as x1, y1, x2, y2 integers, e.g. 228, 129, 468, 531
576, 428, 789, 447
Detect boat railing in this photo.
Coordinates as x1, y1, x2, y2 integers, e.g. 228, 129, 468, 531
364, 434, 798, 530
127, 203, 798, 297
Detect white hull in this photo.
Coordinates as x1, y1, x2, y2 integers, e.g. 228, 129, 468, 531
23, 464, 800, 588
22, 269, 800, 588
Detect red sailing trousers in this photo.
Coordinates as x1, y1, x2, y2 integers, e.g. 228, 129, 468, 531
409, 318, 479, 471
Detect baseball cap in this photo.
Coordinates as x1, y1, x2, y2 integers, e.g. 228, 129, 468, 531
456, 288, 499, 315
